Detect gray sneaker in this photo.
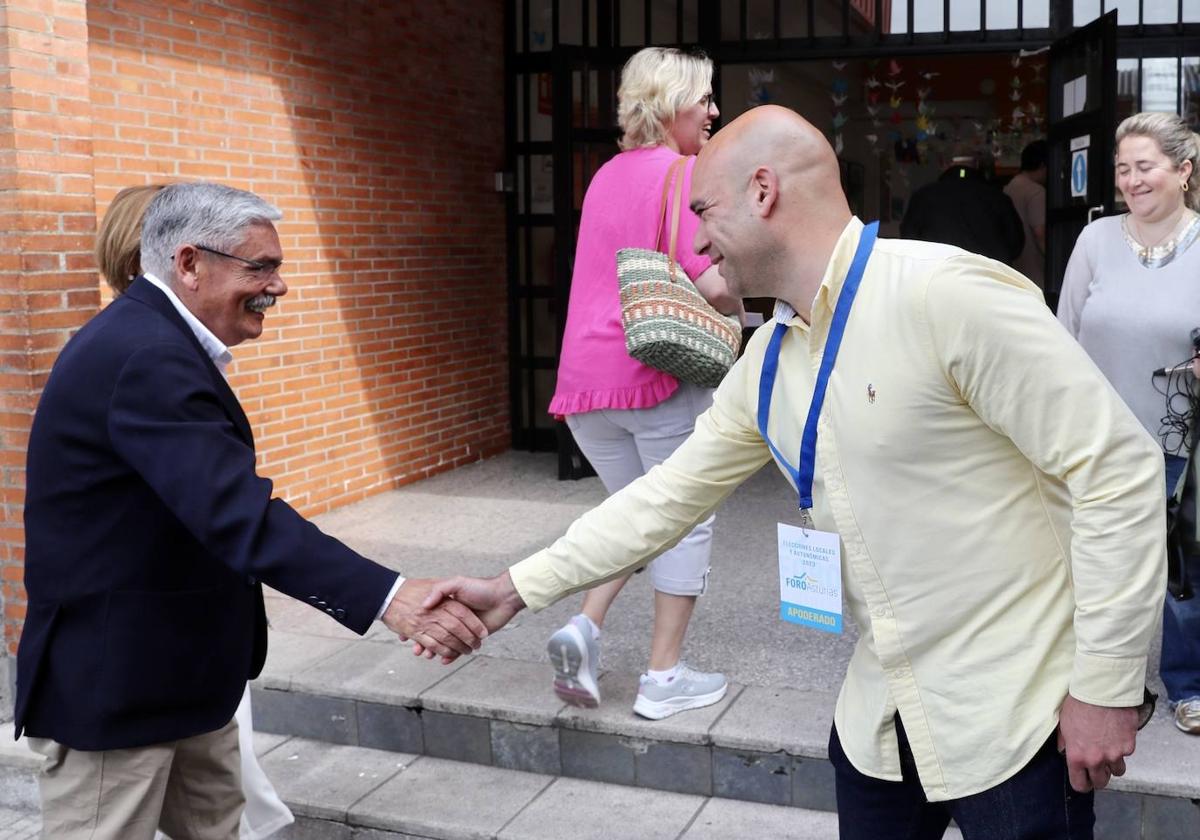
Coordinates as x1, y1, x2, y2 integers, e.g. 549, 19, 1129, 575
633, 663, 727, 720
547, 615, 601, 708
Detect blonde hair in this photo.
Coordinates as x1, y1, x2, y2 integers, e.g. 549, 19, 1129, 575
617, 47, 713, 151
1115, 112, 1200, 211
96, 184, 166, 294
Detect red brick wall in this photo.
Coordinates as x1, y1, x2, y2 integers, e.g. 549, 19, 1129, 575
0, 0, 99, 669
0, 0, 509, 663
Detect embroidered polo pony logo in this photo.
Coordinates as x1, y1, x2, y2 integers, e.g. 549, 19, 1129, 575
867, 383, 876, 404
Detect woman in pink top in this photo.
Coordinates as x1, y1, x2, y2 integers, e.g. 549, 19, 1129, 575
546, 47, 741, 721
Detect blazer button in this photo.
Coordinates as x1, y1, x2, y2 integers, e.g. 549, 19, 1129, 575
308, 595, 318, 603
335, 608, 346, 620
317, 601, 327, 607
325, 608, 334, 615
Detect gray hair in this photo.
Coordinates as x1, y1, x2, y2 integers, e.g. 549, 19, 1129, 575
140, 182, 282, 282
1115, 111, 1200, 211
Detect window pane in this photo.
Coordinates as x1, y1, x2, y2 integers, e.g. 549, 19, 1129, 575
529, 75, 553, 142
781, 0, 810, 37
1116, 58, 1140, 125
652, 0, 676, 43
987, 2, 1018, 29
1073, 0, 1101, 25
1023, 0, 1050, 28
533, 369, 557, 428
747, 0, 775, 38
721, 0, 740, 40
683, 0, 699, 41
515, 0, 526, 52
1142, 57, 1179, 114
530, 0, 552, 51
529, 154, 554, 214
1143, 0, 1179, 24
620, 0, 646, 46
908, 0, 945, 33
516, 75, 526, 143
559, 1, 582, 44
1185, 58, 1200, 129
529, 228, 554, 286
1187, 0, 1200, 23
1108, 0, 1141, 24
950, 0, 981, 32
814, 0, 840, 35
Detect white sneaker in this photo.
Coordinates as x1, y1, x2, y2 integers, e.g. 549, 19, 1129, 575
546, 615, 601, 708
633, 663, 727, 720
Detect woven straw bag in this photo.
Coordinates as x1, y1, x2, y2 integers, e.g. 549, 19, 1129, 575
617, 157, 741, 389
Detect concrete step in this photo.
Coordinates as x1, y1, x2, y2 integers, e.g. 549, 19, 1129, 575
0, 733, 909, 840
249, 629, 1200, 840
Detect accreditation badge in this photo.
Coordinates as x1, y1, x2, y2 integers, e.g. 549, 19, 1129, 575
777, 522, 843, 633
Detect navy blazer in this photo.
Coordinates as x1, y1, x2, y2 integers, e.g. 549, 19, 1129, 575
17, 278, 399, 750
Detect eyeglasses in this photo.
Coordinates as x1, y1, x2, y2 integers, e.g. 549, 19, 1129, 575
181, 244, 283, 274
700, 93, 715, 108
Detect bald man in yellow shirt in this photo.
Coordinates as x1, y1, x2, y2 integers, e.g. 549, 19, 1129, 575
428, 106, 1165, 840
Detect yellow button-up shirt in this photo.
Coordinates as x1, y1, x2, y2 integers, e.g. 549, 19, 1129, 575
511, 218, 1165, 801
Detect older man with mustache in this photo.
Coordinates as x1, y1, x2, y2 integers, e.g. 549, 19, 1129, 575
18, 181, 487, 840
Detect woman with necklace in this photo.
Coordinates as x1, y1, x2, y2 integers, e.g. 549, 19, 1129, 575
1059, 111, 1200, 737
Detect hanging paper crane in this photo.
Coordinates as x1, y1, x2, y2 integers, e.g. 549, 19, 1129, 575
917, 87, 932, 101
831, 93, 848, 107
832, 60, 847, 70
919, 71, 940, 80
865, 76, 881, 89
885, 80, 905, 93
888, 59, 903, 76
890, 95, 903, 109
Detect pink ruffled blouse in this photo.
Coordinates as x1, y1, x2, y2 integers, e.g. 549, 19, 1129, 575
548, 146, 712, 417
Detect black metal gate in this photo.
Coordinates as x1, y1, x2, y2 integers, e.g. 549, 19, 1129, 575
505, 0, 1200, 455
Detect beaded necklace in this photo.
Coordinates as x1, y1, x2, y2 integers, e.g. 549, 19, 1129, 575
1121, 208, 1200, 268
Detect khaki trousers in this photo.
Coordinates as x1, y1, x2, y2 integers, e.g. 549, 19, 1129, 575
28, 717, 243, 840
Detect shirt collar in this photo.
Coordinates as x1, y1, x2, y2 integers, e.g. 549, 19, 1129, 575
142, 272, 233, 373
771, 216, 866, 328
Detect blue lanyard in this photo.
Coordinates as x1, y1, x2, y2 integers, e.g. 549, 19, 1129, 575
757, 222, 879, 516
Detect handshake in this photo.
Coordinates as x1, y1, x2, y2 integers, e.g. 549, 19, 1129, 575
380, 572, 527, 662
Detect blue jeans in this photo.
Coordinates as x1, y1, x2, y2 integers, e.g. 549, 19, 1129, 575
829, 718, 1094, 840
1163, 453, 1200, 703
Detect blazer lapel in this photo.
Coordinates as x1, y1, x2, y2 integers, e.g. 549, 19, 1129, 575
124, 278, 256, 448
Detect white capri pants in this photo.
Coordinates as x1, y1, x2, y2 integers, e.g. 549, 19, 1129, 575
565, 382, 715, 596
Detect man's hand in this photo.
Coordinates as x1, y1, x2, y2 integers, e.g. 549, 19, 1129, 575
381, 578, 488, 661
410, 572, 527, 661
1057, 694, 1139, 792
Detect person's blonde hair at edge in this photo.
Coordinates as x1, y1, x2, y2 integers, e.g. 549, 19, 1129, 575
617, 47, 713, 151
96, 184, 166, 295
1115, 111, 1200, 212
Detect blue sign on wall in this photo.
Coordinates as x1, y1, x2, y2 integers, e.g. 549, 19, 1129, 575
1071, 149, 1088, 198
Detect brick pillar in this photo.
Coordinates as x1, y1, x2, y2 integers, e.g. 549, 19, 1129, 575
0, 1, 96, 711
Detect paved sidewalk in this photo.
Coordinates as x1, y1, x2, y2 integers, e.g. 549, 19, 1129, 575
0, 808, 38, 840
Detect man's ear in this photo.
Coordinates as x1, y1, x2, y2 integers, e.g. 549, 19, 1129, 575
750, 166, 779, 218
174, 244, 201, 292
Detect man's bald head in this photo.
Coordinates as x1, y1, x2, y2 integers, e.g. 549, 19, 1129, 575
689, 105, 852, 307
695, 105, 849, 220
